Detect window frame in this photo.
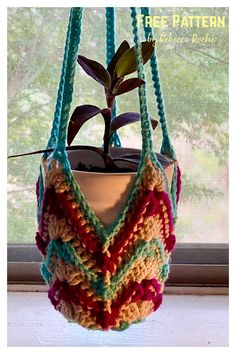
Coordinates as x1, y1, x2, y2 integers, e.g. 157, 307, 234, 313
7, 8, 229, 292
7, 243, 229, 286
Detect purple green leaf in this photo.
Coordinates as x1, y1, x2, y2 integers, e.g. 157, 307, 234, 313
109, 112, 158, 137
67, 105, 101, 146
115, 41, 155, 78
107, 40, 130, 76
77, 55, 111, 87
113, 78, 145, 96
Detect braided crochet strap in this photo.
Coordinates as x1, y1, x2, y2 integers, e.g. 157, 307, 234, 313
140, 7, 177, 220
130, 7, 154, 159
52, 8, 83, 161
105, 7, 121, 147
44, 9, 73, 156
141, 7, 176, 161
131, 7, 176, 220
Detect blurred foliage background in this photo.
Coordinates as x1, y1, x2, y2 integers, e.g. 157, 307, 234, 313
7, 7, 228, 243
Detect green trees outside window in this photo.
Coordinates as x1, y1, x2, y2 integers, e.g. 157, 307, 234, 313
7, 7, 228, 243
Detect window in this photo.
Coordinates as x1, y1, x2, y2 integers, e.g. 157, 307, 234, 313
7, 7, 228, 285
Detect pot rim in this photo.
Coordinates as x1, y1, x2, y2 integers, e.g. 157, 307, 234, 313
72, 169, 137, 176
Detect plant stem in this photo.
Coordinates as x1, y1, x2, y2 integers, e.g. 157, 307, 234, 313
101, 108, 112, 160
104, 88, 115, 170
106, 92, 115, 111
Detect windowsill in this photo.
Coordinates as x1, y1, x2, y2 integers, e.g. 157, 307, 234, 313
7, 243, 229, 287
7, 283, 229, 296
7, 291, 228, 347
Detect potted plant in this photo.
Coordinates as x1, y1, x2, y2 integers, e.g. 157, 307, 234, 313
8, 39, 175, 227
64, 39, 175, 226
8, 5, 180, 330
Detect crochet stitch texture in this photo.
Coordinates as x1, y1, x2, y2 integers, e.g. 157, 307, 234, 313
35, 7, 181, 331
36, 157, 176, 330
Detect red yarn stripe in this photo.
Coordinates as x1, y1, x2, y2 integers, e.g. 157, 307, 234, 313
106, 190, 175, 271
48, 277, 162, 330
97, 189, 153, 273
36, 188, 59, 255
48, 278, 101, 311
36, 177, 40, 202
56, 192, 100, 253
36, 186, 175, 266
176, 165, 182, 204
154, 190, 175, 252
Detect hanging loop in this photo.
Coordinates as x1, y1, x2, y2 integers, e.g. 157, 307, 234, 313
48, 8, 168, 163
141, 7, 175, 160
130, 7, 154, 157
105, 7, 121, 147
52, 8, 83, 160
44, 9, 74, 156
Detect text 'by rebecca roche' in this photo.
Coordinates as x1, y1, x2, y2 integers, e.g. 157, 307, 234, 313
138, 15, 226, 28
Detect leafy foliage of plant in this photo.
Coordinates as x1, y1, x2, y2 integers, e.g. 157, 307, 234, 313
7, 7, 228, 242
67, 40, 157, 171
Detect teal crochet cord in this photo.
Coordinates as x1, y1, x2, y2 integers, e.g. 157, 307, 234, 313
35, 7, 181, 330
45, 9, 74, 154
130, 7, 174, 212
38, 7, 177, 221
53, 8, 83, 159
130, 7, 153, 156
140, 7, 175, 161
50, 7, 174, 218
37, 8, 83, 217
105, 7, 121, 147
141, 7, 177, 220
42, 7, 174, 235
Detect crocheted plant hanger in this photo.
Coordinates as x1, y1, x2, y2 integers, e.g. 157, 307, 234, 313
35, 7, 181, 331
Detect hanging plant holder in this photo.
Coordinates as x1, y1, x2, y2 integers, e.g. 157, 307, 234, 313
35, 7, 182, 331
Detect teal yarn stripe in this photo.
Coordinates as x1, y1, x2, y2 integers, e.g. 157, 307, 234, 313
53, 8, 83, 156
40, 263, 52, 285
104, 239, 167, 299
41, 238, 167, 300
105, 7, 121, 147
40, 239, 55, 284
40, 239, 98, 285
54, 240, 97, 282
93, 239, 163, 299
60, 154, 147, 244
114, 321, 130, 331
141, 7, 175, 161
170, 164, 178, 222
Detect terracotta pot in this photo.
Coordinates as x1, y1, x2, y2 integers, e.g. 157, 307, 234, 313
68, 147, 174, 227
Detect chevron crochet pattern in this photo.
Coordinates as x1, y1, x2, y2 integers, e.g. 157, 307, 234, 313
34, 6, 181, 331
36, 156, 177, 330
